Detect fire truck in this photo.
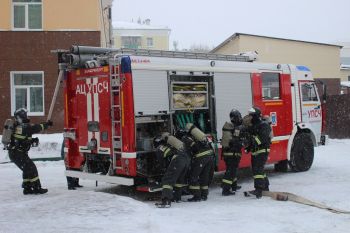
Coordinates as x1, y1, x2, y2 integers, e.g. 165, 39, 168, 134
57, 46, 325, 191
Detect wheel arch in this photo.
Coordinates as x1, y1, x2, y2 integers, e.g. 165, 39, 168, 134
287, 124, 317, 161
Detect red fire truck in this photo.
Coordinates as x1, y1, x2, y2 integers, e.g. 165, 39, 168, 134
58, 46, 325, 190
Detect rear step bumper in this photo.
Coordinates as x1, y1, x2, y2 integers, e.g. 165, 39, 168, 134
65, 170, 134, 186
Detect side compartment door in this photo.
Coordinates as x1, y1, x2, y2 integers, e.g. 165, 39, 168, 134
299, 81, 322, 141
251, 72, 293, 162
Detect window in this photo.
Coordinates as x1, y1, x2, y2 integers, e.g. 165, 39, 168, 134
11, 72, 44, 116
147, 37, 154, 48
13, 0, 42, 30
348, 76, 350, 81
262, 72, 280, 100
121, 36, 141, 49
301, 83, 318, 102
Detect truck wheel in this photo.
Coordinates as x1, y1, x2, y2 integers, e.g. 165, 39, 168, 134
289, 132, 314, 172
274, 160, 288, 172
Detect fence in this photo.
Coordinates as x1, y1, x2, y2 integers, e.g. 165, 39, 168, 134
326, 94, 350, 138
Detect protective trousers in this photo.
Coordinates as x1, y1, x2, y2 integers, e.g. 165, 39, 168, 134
161, 155, 189, 201
222, 154, 241, 191
8, 149, 41, 189
189, 156, 214, 199
251, 151, 269, 191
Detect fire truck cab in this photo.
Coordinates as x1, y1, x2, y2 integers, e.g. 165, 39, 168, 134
61, 46, 324, 189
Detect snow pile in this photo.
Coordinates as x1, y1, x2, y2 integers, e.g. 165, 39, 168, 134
0, 139, 350, 233
0, 133, 63, 163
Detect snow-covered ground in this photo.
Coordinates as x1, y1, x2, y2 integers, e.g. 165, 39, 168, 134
0, 139, 350, 233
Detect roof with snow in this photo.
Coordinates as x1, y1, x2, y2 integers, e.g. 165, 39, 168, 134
341, 81, 350, 87
113, 21, 170, 30
211, 33, 343, 53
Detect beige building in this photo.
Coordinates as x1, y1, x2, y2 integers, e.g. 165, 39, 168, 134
113, 20, 171, 50
211, 33, 342, 81
340, 43, 350, 81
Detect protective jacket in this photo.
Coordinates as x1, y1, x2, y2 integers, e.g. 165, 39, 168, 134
8, 121, 50, 193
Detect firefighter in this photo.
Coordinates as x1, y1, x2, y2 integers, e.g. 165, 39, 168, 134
8, 108, 53, 195
185, 123, 215, 202
155, 133, 190, 208
246, 106, 272, 198
221, 109, 244, 196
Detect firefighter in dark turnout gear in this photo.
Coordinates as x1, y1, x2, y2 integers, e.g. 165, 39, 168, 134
155, 134, 190, 208
9, 108, 53, 195
221, 109, 244, 196
185, 123, 215, 202
246, 107, 272, 198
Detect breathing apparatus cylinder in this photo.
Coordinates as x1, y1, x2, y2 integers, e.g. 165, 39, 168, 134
185, 123, 207, 142
166, 135, 184, 151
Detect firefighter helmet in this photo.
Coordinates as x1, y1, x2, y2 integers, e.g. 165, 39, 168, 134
248, 106, 262, 118
153, 135, 164, 148
229, 109, 242, 125
14, 108, 28, 123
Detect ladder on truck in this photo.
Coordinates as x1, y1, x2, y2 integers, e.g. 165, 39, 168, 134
109, 57, 123, 173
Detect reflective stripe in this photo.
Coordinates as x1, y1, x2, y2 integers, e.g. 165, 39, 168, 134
171, 155, 178, 160
14, 134, 31, 140
163, 148, 171, 158
201, 186, 208, 190
174, 184, 187, 188
222, 179, 233, 185
40, 124, 44, 131
194, 150, 213, 158
254, 136, 262, 145
223, 152, 233, 156
233, 178, 237, 182
253, 175, 265, 179
23, 176, 39, 183
252, 148, 270, 156
223, 152, 241, 157
189, 185, 200, 190
162, 185, 173, 190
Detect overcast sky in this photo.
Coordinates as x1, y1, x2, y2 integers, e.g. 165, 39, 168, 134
112, 0, 350, 50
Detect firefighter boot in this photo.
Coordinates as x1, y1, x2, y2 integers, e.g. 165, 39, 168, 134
74, 178, 83, 188
222, 187, 235, 196
172, 189, 182, 203
32, 180, 48, 194
263, 177, 270, 191
201, 189, 209, 201
222, 183, 235, 196
231, 182, 242, 192
67, 177, 77, 190
23, 187, 34, 195
23, 183, 34, 195
249, 189, 262, 199
33, 187, 48, 194
155, 198, 171, 208
187, 195, 202, 202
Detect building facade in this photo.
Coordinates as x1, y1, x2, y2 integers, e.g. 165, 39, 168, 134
211, 33, 343, 95
340, 43, 350, 81
0, 0, 112, 132
113, 20, 171, 50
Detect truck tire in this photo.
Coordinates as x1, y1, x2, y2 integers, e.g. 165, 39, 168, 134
274, 160, 288, 172
289, 132, 314, 172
